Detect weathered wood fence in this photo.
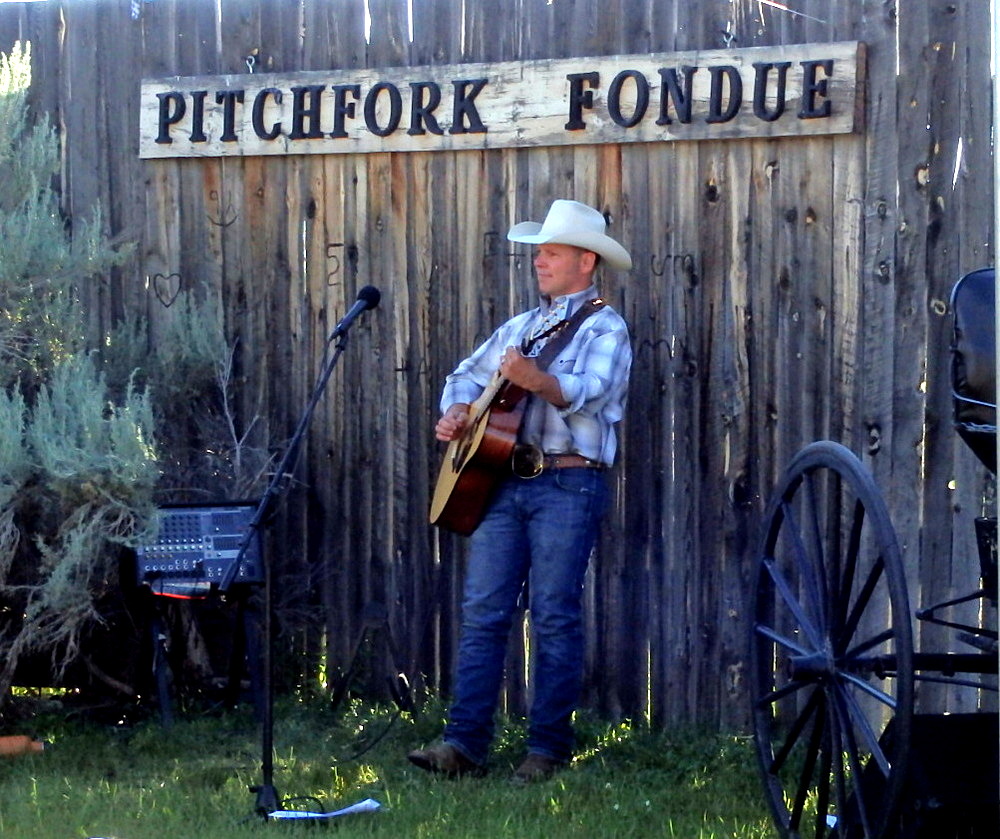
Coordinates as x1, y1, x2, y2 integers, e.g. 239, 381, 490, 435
0, 0, 994, 729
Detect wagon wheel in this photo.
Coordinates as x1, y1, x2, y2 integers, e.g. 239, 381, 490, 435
749, 441, 914, 839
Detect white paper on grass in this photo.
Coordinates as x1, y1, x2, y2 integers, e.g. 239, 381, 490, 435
267, 797, 382, 820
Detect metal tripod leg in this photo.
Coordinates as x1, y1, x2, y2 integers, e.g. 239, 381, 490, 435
149, 606, 174, 728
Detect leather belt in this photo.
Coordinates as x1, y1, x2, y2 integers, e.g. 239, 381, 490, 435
542, 454, 605, 470
511, 445, 606, 478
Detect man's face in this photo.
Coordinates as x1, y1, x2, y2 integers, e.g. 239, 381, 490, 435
533, 243, 595, 299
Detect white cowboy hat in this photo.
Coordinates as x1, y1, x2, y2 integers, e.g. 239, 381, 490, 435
507, 199, 632, 271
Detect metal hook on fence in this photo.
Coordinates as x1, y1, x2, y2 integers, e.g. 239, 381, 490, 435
721, 21, 737, 48
483, 231, 520, 262
326, 242, 344, 284
246, 53, 256, 74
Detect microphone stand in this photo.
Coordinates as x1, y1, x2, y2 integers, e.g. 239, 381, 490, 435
219, 298, 376, 820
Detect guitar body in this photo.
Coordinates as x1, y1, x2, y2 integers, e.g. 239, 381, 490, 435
429, 381, 526, 536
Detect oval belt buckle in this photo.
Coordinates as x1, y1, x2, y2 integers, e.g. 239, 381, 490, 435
511, 444, 544, 478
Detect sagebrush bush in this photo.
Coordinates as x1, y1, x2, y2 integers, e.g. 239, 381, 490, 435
0, 42, 270, 715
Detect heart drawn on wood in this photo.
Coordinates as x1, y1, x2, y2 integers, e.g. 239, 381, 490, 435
152, 272, 182, 307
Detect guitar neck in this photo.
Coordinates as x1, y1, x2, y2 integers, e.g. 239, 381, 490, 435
472, 372, 525, 420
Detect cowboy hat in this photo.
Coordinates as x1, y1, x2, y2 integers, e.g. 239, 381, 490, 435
507, 199, 632, 271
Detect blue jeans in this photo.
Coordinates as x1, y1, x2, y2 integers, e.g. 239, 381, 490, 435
444, 467, 609, 765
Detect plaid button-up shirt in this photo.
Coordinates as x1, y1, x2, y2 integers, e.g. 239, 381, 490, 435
440, 285, 632, 466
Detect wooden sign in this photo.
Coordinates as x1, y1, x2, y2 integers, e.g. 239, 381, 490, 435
139, 41, 864, 159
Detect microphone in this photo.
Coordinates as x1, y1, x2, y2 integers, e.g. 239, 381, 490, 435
330, 285, 381, 338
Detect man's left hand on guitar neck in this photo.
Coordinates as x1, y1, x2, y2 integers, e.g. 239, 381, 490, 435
499, 346, 568, 409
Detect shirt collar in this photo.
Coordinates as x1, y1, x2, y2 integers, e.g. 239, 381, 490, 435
538, 285, 599, 316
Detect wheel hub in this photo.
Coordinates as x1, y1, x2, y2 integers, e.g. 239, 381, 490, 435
788, 649, 836, 680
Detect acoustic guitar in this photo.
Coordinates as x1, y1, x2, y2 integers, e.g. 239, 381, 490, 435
428, 373, 527, 536
429, 297, 605, 536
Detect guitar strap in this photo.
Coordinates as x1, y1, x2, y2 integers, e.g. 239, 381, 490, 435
493, 296, 607, 416
523, 297, 607, 371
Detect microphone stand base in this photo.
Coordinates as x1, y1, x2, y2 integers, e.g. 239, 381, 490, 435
251, 783, 281, 817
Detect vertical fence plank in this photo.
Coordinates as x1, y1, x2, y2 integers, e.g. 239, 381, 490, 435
895, 1, 946, 714
950, 0, 997, 714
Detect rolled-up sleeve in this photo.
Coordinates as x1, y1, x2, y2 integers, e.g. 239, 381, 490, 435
553, 322, 632, 419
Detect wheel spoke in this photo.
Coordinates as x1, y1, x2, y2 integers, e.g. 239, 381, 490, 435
833, 498, 865, 635
838, 554, 886, 652
813, 738, 834, 839
762, 553, 824, 650
789, 690, 827, 832
768, 686, 822, 772
837, 669, 898, 711
835, 678, 893, 774
754, 677, 810, 710
828, 701, 851, 838
779, 499, 828, 643
843, 627, 894, 661
830, 687, 875, 838
802, 472, 831, 630
753, 620, 810, 657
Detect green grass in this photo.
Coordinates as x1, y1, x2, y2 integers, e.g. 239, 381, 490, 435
0, 695, 777, 838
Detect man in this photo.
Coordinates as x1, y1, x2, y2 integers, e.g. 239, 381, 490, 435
409, 199, 632, 782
